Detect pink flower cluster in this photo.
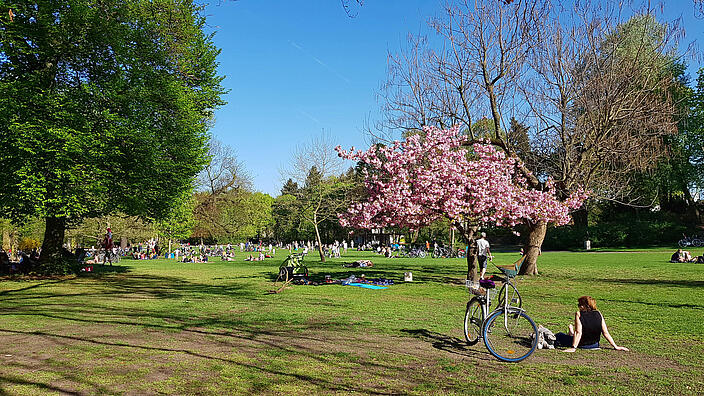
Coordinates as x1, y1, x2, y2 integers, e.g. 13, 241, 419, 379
335, 126, 587, 230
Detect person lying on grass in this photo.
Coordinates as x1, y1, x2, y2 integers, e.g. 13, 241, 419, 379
671, 249, 694, 263
555, 296, 629, 353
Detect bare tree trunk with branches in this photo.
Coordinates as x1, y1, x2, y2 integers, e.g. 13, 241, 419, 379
374, 0, 681, 276
285, 133, 351, 263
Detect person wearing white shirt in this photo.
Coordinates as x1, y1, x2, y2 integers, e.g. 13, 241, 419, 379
476, 232, 492, 279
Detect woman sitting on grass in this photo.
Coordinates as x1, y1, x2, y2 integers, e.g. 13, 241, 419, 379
555, 296, 629, 353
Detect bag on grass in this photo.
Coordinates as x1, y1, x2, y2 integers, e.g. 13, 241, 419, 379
536, 325, 556, 350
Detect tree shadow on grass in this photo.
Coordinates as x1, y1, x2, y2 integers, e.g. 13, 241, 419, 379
263, 265, 466, 286
0, 373, 83, 396
1, 265, 479, 394
0, 272, 409, 394
0, 277, 73, 296
599, 298, 704, 310
78, 264, 129, 276
594, 277, 704, 290
0, 326, 398, 395
400, 329, 492, 361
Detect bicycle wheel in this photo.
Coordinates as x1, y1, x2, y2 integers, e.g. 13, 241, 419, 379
464, 297, 484, 345
418, 250, 426, 258
496, 281, 522, 310
278, 267, 290, 282
483, 309, 537, 362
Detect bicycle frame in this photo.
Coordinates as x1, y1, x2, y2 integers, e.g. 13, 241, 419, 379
473, 275, 525, 338
465, 265, 537, 362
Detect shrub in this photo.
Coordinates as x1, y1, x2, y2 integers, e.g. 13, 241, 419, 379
18, 237, 40, 252
543, 212, 688, 250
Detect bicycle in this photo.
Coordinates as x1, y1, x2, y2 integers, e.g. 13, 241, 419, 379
403, 247, 427, 258
277, 253, 308, 282
678, 234, 704, 248
432, 246, 453, 258
463, 257, 537, 362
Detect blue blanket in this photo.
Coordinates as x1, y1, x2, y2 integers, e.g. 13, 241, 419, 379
348, 282, 388, 290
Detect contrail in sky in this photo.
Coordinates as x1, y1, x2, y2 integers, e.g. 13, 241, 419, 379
298, 109, 323, 125
289, 40, 352, 84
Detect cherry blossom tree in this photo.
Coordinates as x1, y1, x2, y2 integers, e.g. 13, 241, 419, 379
336, 126, 586, 281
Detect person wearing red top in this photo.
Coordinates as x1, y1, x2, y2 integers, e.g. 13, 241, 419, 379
103, 228, 114, 265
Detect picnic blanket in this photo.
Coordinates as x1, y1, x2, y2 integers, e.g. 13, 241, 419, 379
348, 282, 387, 290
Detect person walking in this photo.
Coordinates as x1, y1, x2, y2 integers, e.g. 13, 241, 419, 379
476, 232, 492, 279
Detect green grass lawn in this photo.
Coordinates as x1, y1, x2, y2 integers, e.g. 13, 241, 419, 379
1, 249, 702, 395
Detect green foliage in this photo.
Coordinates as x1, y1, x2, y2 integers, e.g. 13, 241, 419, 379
604, 14, 671, 72
18, 237, 40, 252
0, 0, 225, 267
67, 214, 156, 248
543, 211, 687, 249
193, 190, 274, 243
272, 194, 302, 242
280, 179, 299, 196
155, 193, 196, 242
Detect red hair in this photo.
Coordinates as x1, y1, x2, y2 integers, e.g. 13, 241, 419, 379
578, 296, 597, 311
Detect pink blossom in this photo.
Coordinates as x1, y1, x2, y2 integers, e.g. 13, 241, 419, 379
336, 126, 588, 231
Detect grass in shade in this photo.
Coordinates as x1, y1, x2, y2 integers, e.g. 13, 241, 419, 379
0, 248, 702, 395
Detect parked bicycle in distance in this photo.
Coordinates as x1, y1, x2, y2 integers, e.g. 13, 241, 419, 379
678, 233, 704, 248
402, 246, 427, 258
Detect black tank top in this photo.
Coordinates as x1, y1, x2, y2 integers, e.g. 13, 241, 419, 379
579, 310, 602, 346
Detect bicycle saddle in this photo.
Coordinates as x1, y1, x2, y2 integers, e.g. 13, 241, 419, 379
479, 278, 496, 289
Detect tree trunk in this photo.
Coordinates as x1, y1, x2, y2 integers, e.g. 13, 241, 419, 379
454, 222, 478, 282
519, 221, 547, 276
313, 216, 325, 262
2, 223, 9, 252
38, 217, 66, 266
682, 183, 701, 222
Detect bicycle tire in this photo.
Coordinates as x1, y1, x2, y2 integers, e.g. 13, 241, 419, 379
418, 251, 426, 259
464, 297, 484, 345
278, 267, 290, 282
678, 239, 689, 248
496, 282, 522, 310
694, 239, 704, 247
483, 309, 537, 362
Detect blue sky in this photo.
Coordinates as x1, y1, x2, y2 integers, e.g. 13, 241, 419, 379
203, 0, 704, 197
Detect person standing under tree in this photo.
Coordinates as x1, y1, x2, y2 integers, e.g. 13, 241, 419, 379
476, 232, 492, 279
103, 228, 114, 266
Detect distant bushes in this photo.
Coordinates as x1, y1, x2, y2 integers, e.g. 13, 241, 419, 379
543, 212, 688, 249
18, 237, 40, 252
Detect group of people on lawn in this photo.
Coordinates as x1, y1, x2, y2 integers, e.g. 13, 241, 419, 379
670, 248, 704, 263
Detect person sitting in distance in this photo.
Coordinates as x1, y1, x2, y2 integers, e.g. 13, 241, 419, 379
670, 249, 692, 263
555, 296, 629, 352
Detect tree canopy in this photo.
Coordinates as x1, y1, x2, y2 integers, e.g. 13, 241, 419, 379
0, 0, 225, 271
337, 126, 586, 280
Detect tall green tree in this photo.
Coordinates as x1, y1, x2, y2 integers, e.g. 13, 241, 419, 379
285, 134, 353, 262
0, 0, 225, 272
155, 193, 197, 251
